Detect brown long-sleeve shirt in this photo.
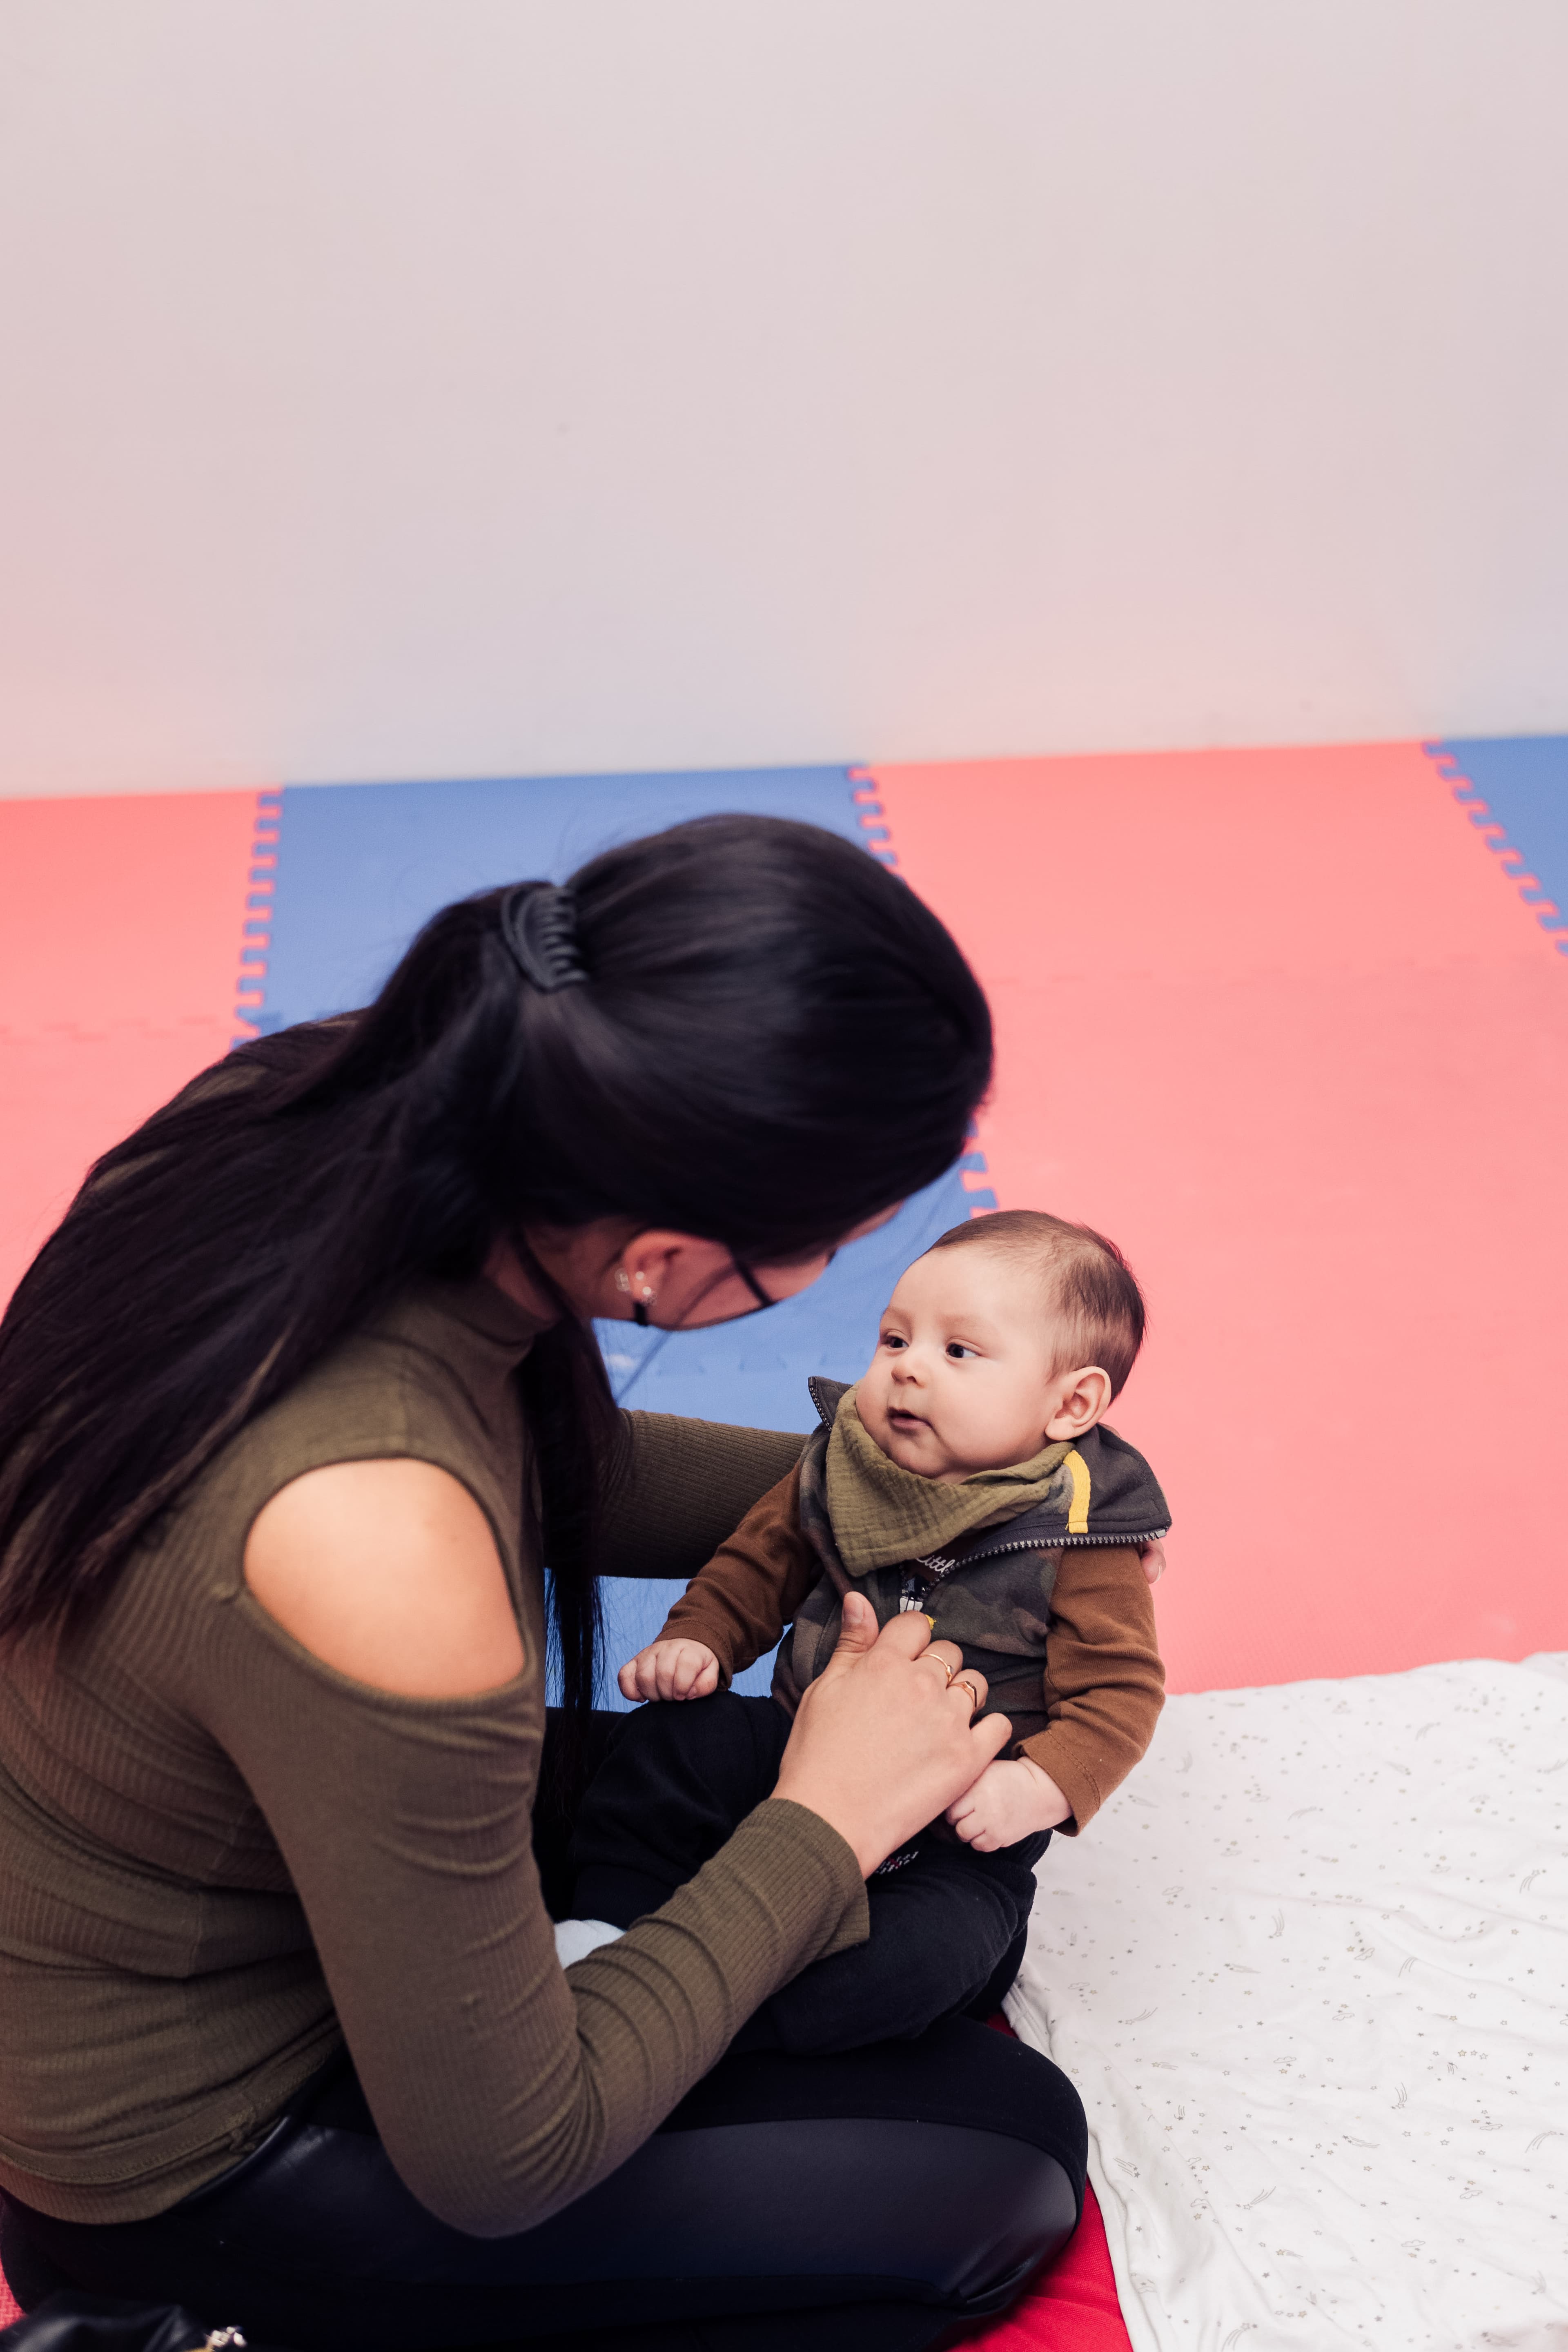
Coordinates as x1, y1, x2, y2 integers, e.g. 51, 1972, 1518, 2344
657, 1461, 1165, 1834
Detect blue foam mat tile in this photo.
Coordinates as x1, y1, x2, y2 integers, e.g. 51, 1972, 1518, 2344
590, 1158, 978, 1702
1428, 735, 1568, 949
252, 762, 995, 1704
257, 767, 869, 1030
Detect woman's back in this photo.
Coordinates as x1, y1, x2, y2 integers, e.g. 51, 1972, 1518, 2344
0, 1278, 544, 2223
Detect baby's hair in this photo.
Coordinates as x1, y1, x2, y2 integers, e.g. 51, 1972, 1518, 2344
926, 1209, 1147, 1398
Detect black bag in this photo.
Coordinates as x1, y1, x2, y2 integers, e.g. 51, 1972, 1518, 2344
0, 2296, 248, 2352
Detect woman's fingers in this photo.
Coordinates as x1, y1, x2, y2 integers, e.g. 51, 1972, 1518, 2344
817, 1596, 934, 1677
898, 1631, 988, 1718
951, 1668, 990, 1720
862, 1607, 938, 1660
820, 1588, 880, 1664
971, 1708, 1012, 1765
824, 1612, 987, 1715
1140, 1537, 1167, 1586
771, 1608, 1016, 1877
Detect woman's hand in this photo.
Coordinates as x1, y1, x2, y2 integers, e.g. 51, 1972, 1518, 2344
770, 1595, 1013, 1878
1140, 1538, 1167, 1586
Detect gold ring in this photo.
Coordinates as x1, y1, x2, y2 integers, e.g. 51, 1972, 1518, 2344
953, 1675, 981, 1713
925, 1653, 958, 1686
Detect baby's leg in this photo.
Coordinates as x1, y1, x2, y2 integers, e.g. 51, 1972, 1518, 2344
569, 1692, 792, 1928
734, 1832, 1051, 2057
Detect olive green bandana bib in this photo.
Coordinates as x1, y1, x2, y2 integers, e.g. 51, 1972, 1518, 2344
823, 1384, 1073, 1575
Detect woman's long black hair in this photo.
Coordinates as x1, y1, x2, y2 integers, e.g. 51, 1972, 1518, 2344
0, 814, 991, 1737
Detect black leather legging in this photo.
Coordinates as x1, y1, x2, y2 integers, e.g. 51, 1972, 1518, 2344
0, 1718, 1086, 2352
2, 2023, 1085, 2352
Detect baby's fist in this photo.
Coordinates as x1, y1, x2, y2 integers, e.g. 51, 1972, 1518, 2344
618, 1638, 721, 1704
946, 1756, 1072, 1851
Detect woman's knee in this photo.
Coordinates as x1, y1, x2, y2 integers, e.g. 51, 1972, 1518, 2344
669, 2016, 1087, 2193
524, 2107, 1077, 2312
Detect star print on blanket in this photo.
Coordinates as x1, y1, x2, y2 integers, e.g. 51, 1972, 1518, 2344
1006, 1655, 1568, 2351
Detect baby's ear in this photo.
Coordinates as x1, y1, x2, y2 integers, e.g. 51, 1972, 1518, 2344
1044, 1365, 1113, 1439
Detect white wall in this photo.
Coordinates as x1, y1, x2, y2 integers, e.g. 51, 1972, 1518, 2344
1, 0, 1564, 797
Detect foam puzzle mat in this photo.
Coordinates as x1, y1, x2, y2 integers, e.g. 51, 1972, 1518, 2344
1, 735, 1564, 2345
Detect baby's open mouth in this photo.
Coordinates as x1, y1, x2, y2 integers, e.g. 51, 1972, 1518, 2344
887, 1409, 927, 1431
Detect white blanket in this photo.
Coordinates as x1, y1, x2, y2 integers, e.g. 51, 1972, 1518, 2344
1006, 1656, 1568, 2350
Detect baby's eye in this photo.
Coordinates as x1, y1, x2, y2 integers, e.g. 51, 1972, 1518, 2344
880, 1331, 907, 1352
945, 1341, 976, 1361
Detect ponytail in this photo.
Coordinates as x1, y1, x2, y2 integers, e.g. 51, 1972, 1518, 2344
0, 814, 992, 1727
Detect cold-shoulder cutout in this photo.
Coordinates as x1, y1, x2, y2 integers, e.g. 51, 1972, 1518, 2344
0, 1275, 866, 2231
244, 1457, 525, 1698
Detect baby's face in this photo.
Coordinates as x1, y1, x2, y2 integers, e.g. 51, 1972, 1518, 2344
857, 1246, 1094, 1483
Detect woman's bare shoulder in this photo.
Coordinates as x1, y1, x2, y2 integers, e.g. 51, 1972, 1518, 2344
243, 1458, 525, 1698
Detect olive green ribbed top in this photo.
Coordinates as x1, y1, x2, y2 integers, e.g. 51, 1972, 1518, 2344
0, 1281, 862, 2234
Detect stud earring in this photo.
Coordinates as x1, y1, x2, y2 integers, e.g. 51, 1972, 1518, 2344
615, 1267, 656, 1328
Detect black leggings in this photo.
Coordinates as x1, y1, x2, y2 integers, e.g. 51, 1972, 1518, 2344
0, 1719, 1086, 2352
570, 1693, 1050, 2054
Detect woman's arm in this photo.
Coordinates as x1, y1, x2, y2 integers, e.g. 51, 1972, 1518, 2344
642, 1460, 819, 1686
597, 1411, 807, 1581
234, 1459, 1004, 2237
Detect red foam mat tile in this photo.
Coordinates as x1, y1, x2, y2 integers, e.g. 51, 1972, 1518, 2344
961, 2019, 1127, 2352
959, 2182, 1126, 2352
0, 792, 263, 1306
5, 749, 1561, 2345
867, 743, 1568, 1695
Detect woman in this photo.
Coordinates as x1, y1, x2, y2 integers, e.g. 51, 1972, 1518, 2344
0, 815, 1088, 2351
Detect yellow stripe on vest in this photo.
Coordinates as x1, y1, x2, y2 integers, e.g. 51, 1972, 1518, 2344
1063, 1448, 1091, 1535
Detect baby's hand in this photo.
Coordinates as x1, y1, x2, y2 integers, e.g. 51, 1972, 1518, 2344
946, 1756, 1072, 1851
618, 1639, 721, 1704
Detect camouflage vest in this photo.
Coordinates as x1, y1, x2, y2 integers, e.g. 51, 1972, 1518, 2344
771, 1377, 1169, 1749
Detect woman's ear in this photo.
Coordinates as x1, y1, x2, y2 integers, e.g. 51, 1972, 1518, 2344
1044, 1365, 1113, 1439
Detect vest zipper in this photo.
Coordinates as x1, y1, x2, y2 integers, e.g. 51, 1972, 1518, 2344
915, 1526, 1169, 1573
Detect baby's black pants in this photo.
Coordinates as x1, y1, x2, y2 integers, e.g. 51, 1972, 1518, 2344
570, 1692, 1049, 2054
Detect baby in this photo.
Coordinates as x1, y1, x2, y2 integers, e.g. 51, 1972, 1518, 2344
564, 1209, 1168, 2050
